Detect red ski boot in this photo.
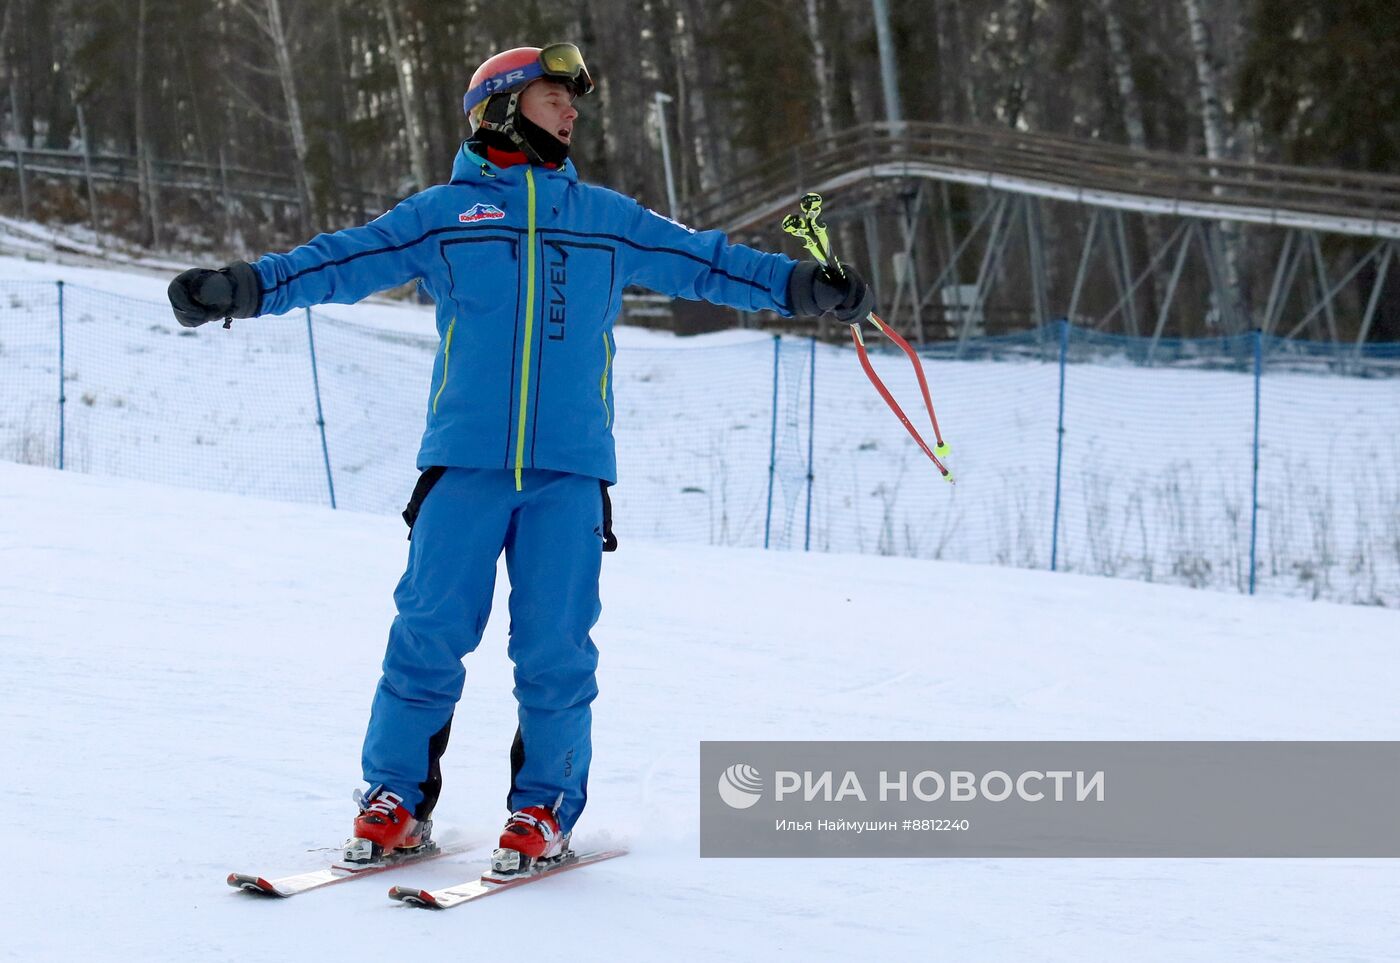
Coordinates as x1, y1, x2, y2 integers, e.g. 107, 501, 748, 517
490, 805, 570, 875
343, 787, 432, 863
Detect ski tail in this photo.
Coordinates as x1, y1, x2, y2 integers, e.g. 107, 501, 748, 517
389, 848, 626, 910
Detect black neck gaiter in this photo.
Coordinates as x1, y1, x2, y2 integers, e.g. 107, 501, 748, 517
473, 111, 570, 167
514, 112, 570, 166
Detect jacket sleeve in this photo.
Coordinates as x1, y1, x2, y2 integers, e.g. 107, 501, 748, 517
619, 200, 797, 316
250, 197, 428, 316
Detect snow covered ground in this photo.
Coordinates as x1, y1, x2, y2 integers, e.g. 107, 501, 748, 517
4, 459, 1399, 961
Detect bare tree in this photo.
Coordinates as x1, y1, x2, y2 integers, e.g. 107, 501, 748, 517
237, 0, 313, 233
932, 0, 971, 123
674, 0, 730, 196
381, 0, 429, 192
0, 0, 18, 145
998, 0, 1038, 128
56, 0, 98, 237
134, 0, 161, 246
1181, 0, 1247, 326
1100, 0, 1147, 152
804, 0, 835, 138
1099, 0, 1169, 319
1182, 0, 1228, 161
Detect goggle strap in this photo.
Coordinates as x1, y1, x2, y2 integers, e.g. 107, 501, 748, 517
464, 45, 592, 116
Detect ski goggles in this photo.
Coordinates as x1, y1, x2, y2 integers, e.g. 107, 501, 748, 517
463, 43, 594, 115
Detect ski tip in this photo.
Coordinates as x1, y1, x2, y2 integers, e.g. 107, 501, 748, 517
227, 873, 283, 896
388, 885, 440, 908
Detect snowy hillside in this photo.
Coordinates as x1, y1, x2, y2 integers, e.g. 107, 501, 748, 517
5, 251, 1399, 606
4, 460, 1399, 961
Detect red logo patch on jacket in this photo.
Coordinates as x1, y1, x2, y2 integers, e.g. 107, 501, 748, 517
459, 203, 506, 223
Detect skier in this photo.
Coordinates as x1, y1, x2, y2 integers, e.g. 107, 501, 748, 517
168, 43, 874, 873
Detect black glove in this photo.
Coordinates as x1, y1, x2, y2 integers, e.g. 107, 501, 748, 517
787, 261, 876, 323
168, 260, 261, 327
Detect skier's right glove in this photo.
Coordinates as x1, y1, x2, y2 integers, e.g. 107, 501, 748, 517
787, 261, 876, 324
167, 260, 262, 327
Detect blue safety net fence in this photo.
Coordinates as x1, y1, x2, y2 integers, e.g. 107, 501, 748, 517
4, 280, 1398, 607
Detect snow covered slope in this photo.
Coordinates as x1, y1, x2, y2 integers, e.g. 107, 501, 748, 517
4, 461, 1398, 961
0, 214, 193, 275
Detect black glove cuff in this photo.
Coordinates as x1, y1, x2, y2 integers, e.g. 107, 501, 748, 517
834, 271, 876, 323
224, 260, 263, 319
786, 262, 823, 318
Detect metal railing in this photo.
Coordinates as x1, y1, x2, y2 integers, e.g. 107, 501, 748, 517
0, 145, 392, 222
692, 123, 1400, 240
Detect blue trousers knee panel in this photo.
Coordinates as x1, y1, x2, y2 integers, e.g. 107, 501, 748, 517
361, 468, 604, 832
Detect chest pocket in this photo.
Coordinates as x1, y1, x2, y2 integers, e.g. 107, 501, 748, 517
439, 235, 520, 323
539, 239, 616, 344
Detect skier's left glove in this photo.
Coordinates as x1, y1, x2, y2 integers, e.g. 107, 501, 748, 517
787, 261, 876, 323
168, 260, 262, 328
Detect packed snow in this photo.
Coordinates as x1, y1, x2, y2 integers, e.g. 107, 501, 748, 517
3, 460, 1398, 961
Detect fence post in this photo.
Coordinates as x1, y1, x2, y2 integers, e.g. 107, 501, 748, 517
57, 280, 66, 470
305, 308, 337, 509
804, 334, 816, 551
764, 334, 780, 549
1249, 328, 1262, 595
1050, 317, 1069, 571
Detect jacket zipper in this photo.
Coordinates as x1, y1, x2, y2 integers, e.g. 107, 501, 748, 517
514, 167, 538, 491
600, 330, 613, 428
432, 316, 457, 414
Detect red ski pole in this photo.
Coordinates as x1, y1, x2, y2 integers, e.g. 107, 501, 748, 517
783, 194, 954, 483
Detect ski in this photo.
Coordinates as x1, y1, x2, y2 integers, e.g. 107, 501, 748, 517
228, 839, 477, 898
388, 847, 627, 909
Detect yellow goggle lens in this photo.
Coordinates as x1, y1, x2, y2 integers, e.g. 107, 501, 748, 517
539, 43, 593, 94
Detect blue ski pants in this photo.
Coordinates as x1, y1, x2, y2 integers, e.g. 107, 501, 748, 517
361, 467, 604, 833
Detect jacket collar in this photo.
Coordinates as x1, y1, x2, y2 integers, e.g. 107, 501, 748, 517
449, 141, 579, 186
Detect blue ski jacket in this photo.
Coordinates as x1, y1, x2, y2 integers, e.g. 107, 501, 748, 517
250, 144, 798, 487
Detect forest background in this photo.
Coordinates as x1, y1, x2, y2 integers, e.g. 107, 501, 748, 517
1, 0, 1396, 336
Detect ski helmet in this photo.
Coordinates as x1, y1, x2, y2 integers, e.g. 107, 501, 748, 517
464, 43, 594, 135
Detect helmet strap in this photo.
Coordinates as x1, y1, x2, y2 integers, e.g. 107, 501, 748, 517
514, 112, 570, 166
477, 89, 569, 167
